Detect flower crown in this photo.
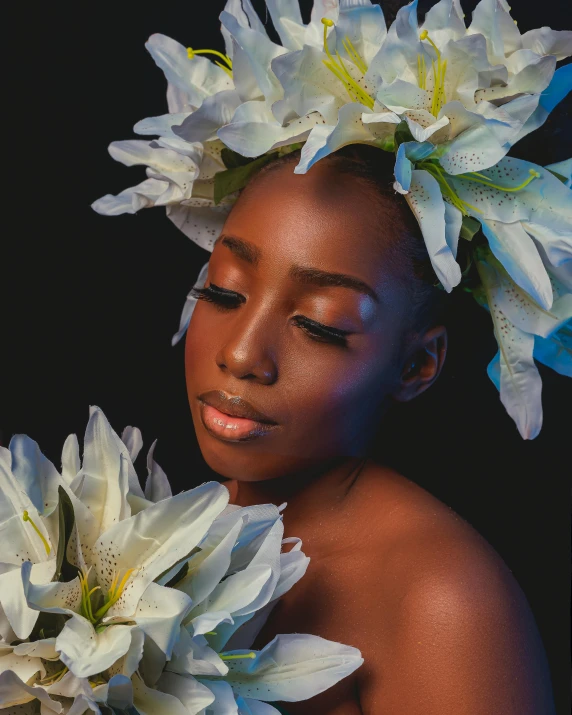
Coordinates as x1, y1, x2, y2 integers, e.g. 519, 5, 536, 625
92, 0, 572, 440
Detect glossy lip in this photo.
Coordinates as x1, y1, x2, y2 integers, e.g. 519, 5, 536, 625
198, 400, 279, 443
197, 390, 277, 424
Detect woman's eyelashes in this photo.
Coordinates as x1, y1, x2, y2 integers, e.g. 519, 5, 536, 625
191, 283, 351, 347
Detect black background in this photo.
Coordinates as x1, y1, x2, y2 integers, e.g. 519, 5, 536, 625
2, 1, 570, 711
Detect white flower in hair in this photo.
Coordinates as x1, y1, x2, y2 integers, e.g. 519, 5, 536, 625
92, 0, 571, 439
252, 0, 571, 293
471, 159, 572, 440
91, 0, 325, 251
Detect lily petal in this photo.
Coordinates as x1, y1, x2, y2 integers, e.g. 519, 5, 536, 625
481, 220, 553, 310
521, 27, 572, 61
478, 258, 543, 439
156, 671, 215, 715
271, 45, 350, 125
534, 323, 572, 377
61, 434, 81, 484
0, 650, 45, 682
468, 0, 521, 64
55, 615, 137, 679
218, 102, 320, 158
521, 222, 572, 269
133, 582, 192, 658
91, 178, 170, 216
237, 696, 282, 714
189, 565, 273, 624
120, 426, 143, 464
0, 670, 62, 711
177, 518, 243, 607
172, 261, 210, 346
145, 34, 233, 108
174, 90, 243, 143
265, 0, 305, 50
166, 202, 233, 252
132, 673, 190, 715
9, 435, 60, 517
168, 627, 228, 677
223, 633, 363, 702
92, 482, 228, 618
69, 407, 131, 544
405, 169, 462, 291
293, 102, 379, 174
196, 678, 238, 714
143, 440, 172, 503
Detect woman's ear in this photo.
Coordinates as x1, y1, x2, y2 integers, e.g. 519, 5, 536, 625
392, 325, 448, 403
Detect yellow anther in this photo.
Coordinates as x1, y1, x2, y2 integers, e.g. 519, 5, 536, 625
321, 18, 374, 108
22, 510, 51, 555
419, 30, 447, 115
220, 652, 257, 661
530, 169, 540, 178
187, 47, 233, 77
93, 568, 135, 621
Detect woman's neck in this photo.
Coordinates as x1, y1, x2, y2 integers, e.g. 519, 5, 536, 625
222, 455, 366, 512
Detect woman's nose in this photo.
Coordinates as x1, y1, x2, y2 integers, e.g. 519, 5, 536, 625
215, 307, 278, 385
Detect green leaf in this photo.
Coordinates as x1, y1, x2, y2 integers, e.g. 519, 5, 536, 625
164, 560, 189, 588
394, 120, 414, 150
214, 154, 276, 205
221, 147, 252, 169
546, 168, 568, 184
460, 215, 481, 242
54, 486, 76, 583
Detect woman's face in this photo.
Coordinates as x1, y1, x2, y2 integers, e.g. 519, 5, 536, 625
185, 160, 415, 482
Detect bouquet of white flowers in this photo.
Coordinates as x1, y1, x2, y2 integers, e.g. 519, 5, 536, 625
0, 407, 363, 714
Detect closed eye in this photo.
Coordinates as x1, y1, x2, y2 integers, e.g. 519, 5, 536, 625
191, 283, 352, 347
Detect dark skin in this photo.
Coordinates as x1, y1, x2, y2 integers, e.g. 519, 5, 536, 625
185, 161, 555, 714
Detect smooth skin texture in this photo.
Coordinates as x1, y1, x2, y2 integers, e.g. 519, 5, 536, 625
184, 160, 555, 714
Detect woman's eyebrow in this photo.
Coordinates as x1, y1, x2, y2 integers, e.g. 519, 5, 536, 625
215, 233, 380, 304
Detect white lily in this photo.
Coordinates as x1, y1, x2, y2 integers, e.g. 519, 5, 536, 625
91, 25, 236, 253
447, 156, 572, 308
20, 407, 229, 682
280, 0, 570, 172
476, 246, 571, 439
0, 435, 63, 641
198, 633, 363, 706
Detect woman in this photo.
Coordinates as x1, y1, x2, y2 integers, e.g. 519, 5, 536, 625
183, 144, 557, 713
5, 0, 564, 712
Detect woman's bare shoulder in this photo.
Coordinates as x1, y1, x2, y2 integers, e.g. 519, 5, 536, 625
350, 458, 534, 609
349, 460, 554, 714
349, 458, 501, 563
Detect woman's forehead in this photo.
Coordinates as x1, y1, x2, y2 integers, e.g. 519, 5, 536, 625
220, 160, 403, 289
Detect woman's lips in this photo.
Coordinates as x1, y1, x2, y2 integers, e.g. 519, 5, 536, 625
198, 400, 279, 442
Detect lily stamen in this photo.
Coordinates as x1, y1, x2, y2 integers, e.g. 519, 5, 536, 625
418, 161, 481, 216
463, 168, 541, 192
219, 652, 257, 661
93, 567, 135, 621
22, 510, 51, 555
38, 666, 68, 686
419, 30, 447, 116
321, 18, 374, 109
79, 567, 99, 623
342, 36, 368, 75
187, 47, 233, 78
